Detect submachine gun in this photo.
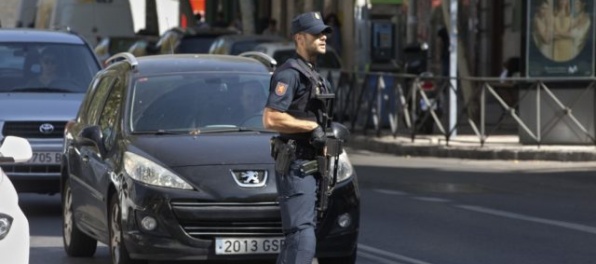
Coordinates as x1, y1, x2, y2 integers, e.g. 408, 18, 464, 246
310, 92, 351, 220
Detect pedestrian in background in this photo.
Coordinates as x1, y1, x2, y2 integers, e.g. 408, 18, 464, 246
263, 11, 333, 264
262, 19, 280, 36
193, 12, 209, 30
324, 13, 342, 54
212, 12, 228, 29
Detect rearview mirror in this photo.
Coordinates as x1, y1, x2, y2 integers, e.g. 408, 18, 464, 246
0, 136, 32, 163
79, 125, 107, 156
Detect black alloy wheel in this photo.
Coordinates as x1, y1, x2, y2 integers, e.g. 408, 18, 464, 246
62, 180, 98, 257
109, 192, 146, 264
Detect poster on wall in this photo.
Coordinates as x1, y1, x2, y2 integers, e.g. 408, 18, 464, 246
526, 0, 595, 77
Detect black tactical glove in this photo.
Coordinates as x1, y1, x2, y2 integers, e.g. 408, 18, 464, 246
310, 125, 326, 150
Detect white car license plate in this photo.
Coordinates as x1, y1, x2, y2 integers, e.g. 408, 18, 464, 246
28, 152, 61, 164
215, 237, 284, 255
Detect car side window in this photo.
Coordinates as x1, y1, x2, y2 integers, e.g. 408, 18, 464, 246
98, 78, 124, 151
77, 76, 102, 122
86, 76, 115, 124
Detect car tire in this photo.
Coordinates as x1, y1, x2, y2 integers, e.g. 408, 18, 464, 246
318, 249, 357, 264
62, 180, 98, 257
109, 192, 147, 264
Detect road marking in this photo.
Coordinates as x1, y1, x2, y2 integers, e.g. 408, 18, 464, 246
457, 205, 596, 235
411, 196, 451, 203
358, 244, 434, 264
358, 250, 409, 264
29, 236, 62, 247
373, 189, 409, 196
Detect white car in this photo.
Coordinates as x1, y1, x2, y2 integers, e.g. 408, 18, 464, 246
0, 136, 33, 264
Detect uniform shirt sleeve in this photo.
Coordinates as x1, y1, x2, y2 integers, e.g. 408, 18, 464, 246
265, 68, 300, 112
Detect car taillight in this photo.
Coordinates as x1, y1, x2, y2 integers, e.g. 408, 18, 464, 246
421, 81, 435, 91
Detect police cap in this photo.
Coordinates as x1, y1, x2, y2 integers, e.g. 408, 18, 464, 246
290, 12, 332, 35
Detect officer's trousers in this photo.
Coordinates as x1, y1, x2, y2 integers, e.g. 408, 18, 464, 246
276, 159, 317, 264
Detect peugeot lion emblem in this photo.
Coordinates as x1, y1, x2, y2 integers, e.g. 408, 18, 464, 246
39, 123, 55, 134
230, 170, 267, 187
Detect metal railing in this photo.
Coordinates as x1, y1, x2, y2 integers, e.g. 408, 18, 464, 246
327, 70, 596, 146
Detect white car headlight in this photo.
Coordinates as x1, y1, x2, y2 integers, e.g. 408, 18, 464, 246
123, 152, 193, 190
0, 214, 13, 240
330, 151, 354, 183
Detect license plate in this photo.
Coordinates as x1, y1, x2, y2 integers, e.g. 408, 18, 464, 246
420, 98, 437, 111
215, 237, 284, 255
28, 152, 61, 164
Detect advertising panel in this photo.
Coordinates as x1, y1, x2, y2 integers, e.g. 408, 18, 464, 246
526, 0, 594, 77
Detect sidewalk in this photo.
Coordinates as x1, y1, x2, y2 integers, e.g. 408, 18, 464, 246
347, 133, 596, 162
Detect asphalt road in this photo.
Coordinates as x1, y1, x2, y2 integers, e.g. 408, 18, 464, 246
22, 149, 596, 264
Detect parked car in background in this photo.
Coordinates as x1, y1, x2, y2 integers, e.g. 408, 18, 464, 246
61, 52, 359, 263
0, 29, 102, 194
208, 34, 286, 55
155, 27, 238, 55
253, 42, 343, 83
127, 38, 160, 57
0, 136, 33, 264
95, 35, 158, 65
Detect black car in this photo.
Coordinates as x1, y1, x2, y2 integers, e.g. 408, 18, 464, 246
61, 52, 360, 263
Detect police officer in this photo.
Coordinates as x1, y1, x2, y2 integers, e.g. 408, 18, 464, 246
263, 11, 332, 264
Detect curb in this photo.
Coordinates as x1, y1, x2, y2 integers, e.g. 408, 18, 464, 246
346, 135, 596, 162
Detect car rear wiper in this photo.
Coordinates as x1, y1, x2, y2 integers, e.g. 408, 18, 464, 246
9, 87, 74, 93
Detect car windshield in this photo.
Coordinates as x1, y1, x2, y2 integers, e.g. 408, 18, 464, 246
0, 43, 100, 93
130, 72, 271, 133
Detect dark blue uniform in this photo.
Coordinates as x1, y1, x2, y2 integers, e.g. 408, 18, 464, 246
265, 11, 333, 264
265, 55, 331, 264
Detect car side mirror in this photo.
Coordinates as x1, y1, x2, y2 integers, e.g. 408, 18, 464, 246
0, 136, 32, 163
79, 125, 107, 156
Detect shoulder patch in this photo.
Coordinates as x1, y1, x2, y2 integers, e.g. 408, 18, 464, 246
275, 82, 288, 96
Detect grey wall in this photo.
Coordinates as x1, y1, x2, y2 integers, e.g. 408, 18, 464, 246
0, 0, 20, 27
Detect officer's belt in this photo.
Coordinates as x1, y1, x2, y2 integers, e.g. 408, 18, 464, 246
278, 137, 317, 160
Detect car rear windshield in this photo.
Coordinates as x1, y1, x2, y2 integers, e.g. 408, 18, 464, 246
273, 49, 341, 69
177, 36, 219, 54
130, 72, 271, 132
109, 37, 140, 55
0, 43, 100, 93
230, 39, 281, 55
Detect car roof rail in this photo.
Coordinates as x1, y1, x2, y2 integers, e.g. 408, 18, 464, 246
238, 51, 277, 72
106, 52, 139, 70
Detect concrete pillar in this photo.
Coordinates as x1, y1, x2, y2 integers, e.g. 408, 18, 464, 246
341, 1, 354, 71
304, 0, 314, 12
286, 0, 295, 34
270, 0, 284, 35
407, 0, 417, 44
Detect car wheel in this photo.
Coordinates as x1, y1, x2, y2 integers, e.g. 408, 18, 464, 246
109, 192, 146, 264
62, 180, 97, 257
318, 249, 357, 264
